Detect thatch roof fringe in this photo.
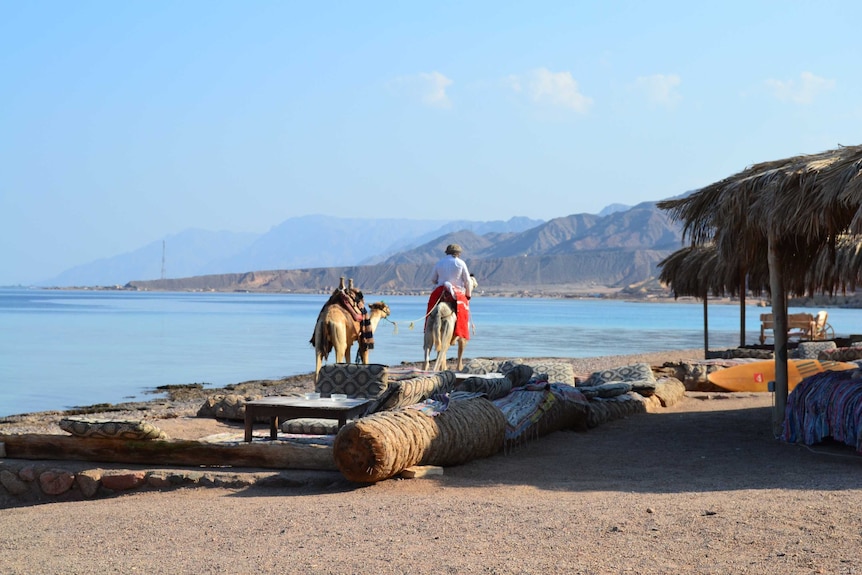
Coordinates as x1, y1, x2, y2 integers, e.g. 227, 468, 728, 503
657, 144, 862, 298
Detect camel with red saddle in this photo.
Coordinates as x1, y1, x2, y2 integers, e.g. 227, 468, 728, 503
423, 275, 478, 372
311, 278, 391, 378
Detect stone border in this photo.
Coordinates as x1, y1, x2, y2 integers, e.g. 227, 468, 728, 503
0, 457, 343, 506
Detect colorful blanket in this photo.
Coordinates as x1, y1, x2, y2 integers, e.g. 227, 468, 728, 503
426, 285, 470, 340
781, 369, 862, 452
493, 383, 588, 442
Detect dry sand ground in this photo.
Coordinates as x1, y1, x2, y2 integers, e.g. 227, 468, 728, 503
2, 350, 862, 575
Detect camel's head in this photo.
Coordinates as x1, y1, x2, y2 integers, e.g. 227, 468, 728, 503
369, 301, 391, 317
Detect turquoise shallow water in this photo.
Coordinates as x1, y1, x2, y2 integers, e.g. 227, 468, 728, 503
3, 288, 860, 416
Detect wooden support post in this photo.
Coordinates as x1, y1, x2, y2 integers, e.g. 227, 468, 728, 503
739, 265, 747, 347
768, 235, 789, 436
703, 292, 709, 360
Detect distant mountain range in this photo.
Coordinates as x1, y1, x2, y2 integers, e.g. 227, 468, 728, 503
115, 200, 687, 295
42, 215, 544, 287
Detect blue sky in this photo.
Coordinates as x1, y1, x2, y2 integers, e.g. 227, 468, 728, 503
3, 1, 862, 285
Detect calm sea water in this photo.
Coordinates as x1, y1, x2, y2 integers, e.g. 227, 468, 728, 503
4, 288, 862, 417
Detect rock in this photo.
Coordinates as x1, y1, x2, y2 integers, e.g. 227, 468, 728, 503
101, 471, 147, 491
197, 394, 260, 421
76, 469, 103, 498
658, 362, 726, 392
653, 377, 686, 407
39, 469, 75, 495
146, 472, 173, 489
1, 469, 29, 496
19, 465, 37, 482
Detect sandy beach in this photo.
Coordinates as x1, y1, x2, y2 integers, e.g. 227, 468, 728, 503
2, 349, 862, 574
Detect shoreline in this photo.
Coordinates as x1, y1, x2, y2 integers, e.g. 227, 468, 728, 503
37, 283, 762, 304
0, 349, 706, 431
24, 283, 862, 309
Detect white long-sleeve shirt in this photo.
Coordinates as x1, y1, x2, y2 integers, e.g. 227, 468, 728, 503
431, 255, 472, 298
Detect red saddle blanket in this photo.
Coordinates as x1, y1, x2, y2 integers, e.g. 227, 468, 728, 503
426, 285, 470, 340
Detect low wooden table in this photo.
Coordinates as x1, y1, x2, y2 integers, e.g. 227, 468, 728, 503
243, 397, 372, 442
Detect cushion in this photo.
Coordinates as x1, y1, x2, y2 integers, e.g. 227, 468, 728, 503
375, 371, 458, 411
796, 341, 837, 359
583, 362, 656, 386
629, 380, 657, 396
59, 417, 168, 440
576, 382, 633, 400
282, 418, 338, 435
315, 363, 389, 399
710, 348, 773, 360
455, 375, 513, 400
496, 359, 526, 376
527, 363, 576, 385
503, 364, 534, 388
461, 359, 503, 374
819, 347, 862, 362
462, 358, 525, 375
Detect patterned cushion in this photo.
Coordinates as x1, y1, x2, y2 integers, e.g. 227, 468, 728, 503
496, 359, 526, 376
818, 347, 862, 362
583, 362, 656, 386
796, 341, 837, 359
462, 358, 525, 375
461, 359, 501, 374
577, 382, 633, 399
59, 417, 168, 440
629, 380, 657, 396
455, 375, 513, 400
527, 363, 576, 385
376, 371, 457, 411
503, 364, 534, 388
282, 418, 338, 435
315, 363, 389, 398
711, 348, 774, 360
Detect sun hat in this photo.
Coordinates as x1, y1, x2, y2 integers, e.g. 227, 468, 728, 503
445, 244, 462, 255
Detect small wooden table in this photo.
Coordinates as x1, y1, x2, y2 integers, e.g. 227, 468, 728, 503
243, 397, 372, 442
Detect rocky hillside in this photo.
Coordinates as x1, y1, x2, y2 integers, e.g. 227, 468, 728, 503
127, 203, 683, 295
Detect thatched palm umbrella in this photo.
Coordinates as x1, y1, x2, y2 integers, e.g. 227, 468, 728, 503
659, 237, 862, 357
658, 144, 862, 433
658, 244, 771, 353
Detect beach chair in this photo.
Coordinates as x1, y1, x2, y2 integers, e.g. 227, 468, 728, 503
760, 312, 817, 344
812, 310, 834, 341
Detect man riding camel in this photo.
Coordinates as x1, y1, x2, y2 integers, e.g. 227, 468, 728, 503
427, 243, 473, 343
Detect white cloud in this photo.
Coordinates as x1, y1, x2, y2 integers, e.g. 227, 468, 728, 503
508, 68, 592, 113
764, 71, 835, 104
634, 74, 681, 107
389, 71, 453, 108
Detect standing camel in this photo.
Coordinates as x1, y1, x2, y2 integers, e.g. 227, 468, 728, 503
311, 290, 391, 377
423, 276, 478, 371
